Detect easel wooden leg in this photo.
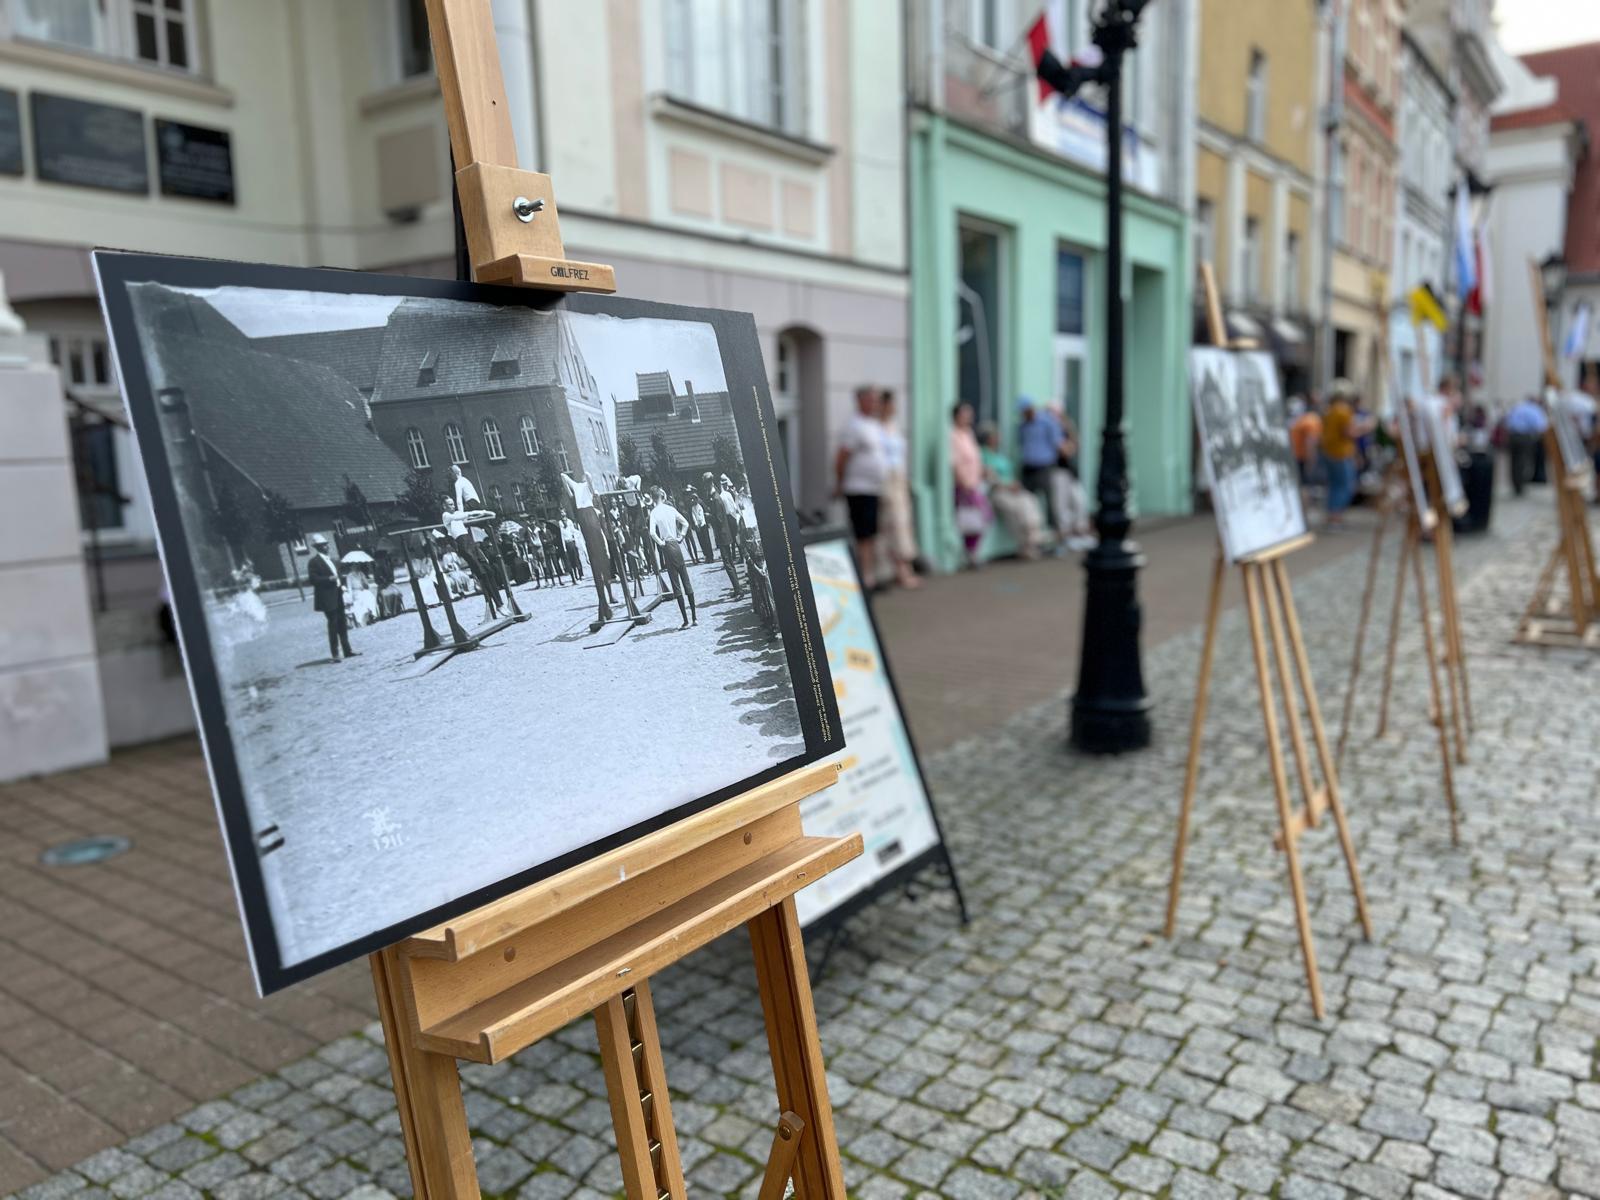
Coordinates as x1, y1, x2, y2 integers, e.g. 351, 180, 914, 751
1429, 522, 1468, 762
1426, 540, 1467, 766
370, 950, 479, 1200
1432, 517, 1473, 732
757, 1112, 806, 1200
1374, 527, 1412, 740
1242, 565, 1325, 1019
595, 981, 687, 1200
749, 897, 847, 1200
1272, 561, 1374, 940
1408, 539, 1461, 845
1337, 501, 1389, 767
1561, 487, 1592, 631
1167, 552, 1226, 938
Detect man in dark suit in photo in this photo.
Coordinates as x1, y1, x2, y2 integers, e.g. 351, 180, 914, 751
307, 534, 358, 662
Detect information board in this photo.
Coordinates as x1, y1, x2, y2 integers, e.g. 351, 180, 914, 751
156, 119, 234, 203
796, 532, 962, 928
32, 93, 147, 193
0, 90, 22, 177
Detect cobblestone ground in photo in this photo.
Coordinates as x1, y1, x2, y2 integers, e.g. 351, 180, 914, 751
13, 496, 1600, 1199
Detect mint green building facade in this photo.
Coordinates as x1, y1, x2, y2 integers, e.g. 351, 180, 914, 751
908, 106, 1194, 570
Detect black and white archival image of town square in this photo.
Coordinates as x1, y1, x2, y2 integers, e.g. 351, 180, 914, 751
1190, 347, 1306, 563
111, 271, 831, 985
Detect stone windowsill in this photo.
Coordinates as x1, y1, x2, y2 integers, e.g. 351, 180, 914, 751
0, 38, 234, 107
649, 94, 834, 166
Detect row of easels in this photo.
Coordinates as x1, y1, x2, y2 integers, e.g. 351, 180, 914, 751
366, 4, 861, 1197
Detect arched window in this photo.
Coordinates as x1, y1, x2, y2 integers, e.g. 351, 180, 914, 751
519, 413, 539, 456
483, 417, 505, 460
443, 422, 468, 464
405, 427, 429, 469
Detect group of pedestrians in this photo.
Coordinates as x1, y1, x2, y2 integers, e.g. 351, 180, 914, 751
949, 396, 1093, 568
835, 385, 922, 590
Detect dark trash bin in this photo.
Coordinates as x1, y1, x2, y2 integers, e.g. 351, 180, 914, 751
1456, 450, 1494, 533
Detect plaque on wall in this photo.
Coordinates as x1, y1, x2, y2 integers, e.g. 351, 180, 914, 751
32, 93, 148, 193
0, 90, 22, 177
156, 119, 235, 203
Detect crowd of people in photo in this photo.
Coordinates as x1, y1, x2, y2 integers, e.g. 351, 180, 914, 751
295, 455, 775, 663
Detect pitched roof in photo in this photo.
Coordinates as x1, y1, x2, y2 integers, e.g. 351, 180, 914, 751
253, 326, 389, 395
369, 298, 598, 403
149, 328, 412, 510
614, 379, 738, 470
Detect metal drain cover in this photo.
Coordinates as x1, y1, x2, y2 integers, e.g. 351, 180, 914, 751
41, 835, 132, 866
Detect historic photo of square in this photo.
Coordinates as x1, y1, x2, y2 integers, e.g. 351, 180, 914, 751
1190, 347, 1306, 563
100, 259, 837, 989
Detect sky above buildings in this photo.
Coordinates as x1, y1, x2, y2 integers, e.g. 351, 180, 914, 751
1495, 0, 1600, 55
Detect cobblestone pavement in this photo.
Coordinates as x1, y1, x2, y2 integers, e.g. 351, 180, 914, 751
14, 495, 1600, 1199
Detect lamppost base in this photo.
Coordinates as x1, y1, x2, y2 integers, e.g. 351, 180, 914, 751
1069, 538, 1152, 754
1070, 694, 1153, 754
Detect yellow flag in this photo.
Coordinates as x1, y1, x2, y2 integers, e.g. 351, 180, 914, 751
1410, 284, 1448, 332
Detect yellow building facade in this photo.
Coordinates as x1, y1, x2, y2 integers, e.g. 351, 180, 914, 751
1194, 0, 1322, 392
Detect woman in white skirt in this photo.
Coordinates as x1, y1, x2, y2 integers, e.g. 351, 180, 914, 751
877, 389, 922, 589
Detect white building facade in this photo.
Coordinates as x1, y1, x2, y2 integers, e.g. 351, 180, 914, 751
1482, 43, 1580, 408
0, 0, 908, 766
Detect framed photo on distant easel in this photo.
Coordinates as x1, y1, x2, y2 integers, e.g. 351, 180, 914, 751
1548, 388, 1592, 477
1412, 395, 1468, 517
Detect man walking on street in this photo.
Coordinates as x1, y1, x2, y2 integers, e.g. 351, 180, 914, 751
1505, 395, 1547, 496
649, 486, 697, 627
307, 534, 357, 662
1018, 396, 1070, 548
835, 386, 887, 587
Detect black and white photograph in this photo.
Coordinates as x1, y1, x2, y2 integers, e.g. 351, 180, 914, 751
94, 253, 840, 992
1189, 347, 1306, 562
1412, 393, 1468, 516
1548, 387, 1592, 477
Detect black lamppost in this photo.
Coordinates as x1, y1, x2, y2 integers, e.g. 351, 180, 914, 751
1036, 0, 1154, 753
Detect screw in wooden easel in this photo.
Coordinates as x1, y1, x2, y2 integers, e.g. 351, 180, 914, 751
513, 196, 545, 223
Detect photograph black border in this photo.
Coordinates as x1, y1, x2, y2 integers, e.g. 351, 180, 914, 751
93, 250, 843, 994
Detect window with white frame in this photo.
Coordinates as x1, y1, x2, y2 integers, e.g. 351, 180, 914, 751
444, 422, 468, 464
519, 413, 539, 456
1245, 49, 1268, 143
482, 417, 505, 461
405, 427, 429, 469
1242, 217, 1262, 303
1283, 231, 1301, 309
663, 0, 808, 137
6, 0, 199, 72
1194, 198, 1216, 273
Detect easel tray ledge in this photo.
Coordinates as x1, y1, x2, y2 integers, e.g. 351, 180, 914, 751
403, 761, 842, 962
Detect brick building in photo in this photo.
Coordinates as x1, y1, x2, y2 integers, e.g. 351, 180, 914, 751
614, 370, 741, 486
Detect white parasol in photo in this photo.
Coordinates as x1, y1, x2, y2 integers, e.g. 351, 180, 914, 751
340, 550, 375, 564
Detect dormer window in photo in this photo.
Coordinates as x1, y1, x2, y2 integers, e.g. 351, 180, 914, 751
417, 348, 438, 387
489, 343, 521, 380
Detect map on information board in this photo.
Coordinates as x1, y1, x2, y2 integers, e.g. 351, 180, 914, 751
796, 534, 960, 928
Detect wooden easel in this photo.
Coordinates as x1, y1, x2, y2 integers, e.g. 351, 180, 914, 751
1515, 259, 1600, 648
367, 6, 862, 1197
1167, 264, 1372, 1020
1339, 323, 1470, 799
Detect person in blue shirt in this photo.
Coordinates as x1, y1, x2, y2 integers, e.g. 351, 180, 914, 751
1016, 396, 1072, 544
1504, 395, 1548, 496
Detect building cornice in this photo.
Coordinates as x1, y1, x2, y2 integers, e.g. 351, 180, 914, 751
1195, 121, 1316, 194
